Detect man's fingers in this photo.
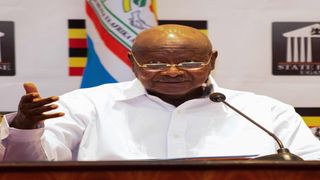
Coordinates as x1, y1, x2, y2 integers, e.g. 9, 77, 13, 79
23, 82, 39, 94
20, 96, 59, 109
20, 96, 59, 110
27, 104, 59, 116
13, 112, 65, 129
20, 93, 40, 103
31, 112, 65, 122
32, 96, 59, 106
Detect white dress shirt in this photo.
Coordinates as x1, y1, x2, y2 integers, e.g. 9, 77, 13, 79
1, 78, 320, 161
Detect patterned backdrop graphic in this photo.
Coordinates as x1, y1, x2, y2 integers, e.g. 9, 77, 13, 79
80, 0, 157, 88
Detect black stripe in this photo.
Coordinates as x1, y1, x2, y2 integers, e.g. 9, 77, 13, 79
68, 19, 86, 29
69, 48, 87, 57
295, 107, 320, 116
158, 20, 207, 29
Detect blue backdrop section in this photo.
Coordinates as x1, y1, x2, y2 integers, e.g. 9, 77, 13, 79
80, 36, 117, 88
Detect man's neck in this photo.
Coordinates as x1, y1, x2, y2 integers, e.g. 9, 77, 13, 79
147, 87, 207, 107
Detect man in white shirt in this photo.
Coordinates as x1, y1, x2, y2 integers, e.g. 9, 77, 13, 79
1, 24, 320, 161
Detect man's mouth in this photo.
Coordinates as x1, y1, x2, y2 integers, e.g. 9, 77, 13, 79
156, 80, 190, 83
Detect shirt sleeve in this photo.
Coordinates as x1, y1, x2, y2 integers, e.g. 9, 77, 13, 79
0, 113, 47, 161
1, 90, 94, 161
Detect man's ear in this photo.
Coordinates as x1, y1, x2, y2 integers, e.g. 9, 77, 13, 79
210, 50, 218, 70
128, 51, 134, 63
128, 51, 136, 72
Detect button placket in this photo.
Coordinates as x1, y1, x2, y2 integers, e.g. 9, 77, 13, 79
167, 107, 188, 158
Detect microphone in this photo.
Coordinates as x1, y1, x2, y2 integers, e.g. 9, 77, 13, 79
209, 92, 303, 161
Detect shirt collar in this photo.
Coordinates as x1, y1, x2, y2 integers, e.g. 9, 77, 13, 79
114, 75, 219, 101
113, 78, 148, 101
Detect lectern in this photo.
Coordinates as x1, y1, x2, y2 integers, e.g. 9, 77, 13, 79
0, 160, 320, 180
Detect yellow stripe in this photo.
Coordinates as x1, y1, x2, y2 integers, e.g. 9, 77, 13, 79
302, 116, 320, 127
152, 0, 157, 17
68, 29, 87, 39
200, 29, 208, 36
123, 0, 131, 12
69, 57, 87, 67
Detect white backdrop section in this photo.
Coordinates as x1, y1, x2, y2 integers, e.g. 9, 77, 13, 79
0, 0, 320, 111
0, 0, 85, 111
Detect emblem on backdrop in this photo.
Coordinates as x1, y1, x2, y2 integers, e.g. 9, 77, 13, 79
272, 22, 320, 75
0, 21, 15, 76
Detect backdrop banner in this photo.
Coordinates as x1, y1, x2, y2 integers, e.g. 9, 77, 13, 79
81, 0, 157, 88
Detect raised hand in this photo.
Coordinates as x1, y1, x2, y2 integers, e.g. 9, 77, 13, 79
10, 82, 65, 129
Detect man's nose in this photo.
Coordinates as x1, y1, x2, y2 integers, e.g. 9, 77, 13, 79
160, 65, 184, 77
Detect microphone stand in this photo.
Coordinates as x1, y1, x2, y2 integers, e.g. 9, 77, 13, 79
210, 93, 303, 161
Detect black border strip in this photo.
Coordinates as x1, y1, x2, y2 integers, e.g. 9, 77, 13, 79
158, 20, 207, 29
68, 19, 86, 28
69, 48, 88, 57
295, 108, 320, 116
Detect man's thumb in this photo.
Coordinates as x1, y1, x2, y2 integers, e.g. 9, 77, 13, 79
23, 82, 39, 94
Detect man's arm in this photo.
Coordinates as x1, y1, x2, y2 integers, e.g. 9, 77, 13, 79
0, 82, 65, 161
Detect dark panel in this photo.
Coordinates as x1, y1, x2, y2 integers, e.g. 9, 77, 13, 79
0, 21, 15, 76
295, 107, 320, 116
68, 19, 86, 29
69, 48, 88, 57
158, 20, 207, 29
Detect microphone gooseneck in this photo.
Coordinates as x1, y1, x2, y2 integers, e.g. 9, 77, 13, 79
209, 92, 303, 161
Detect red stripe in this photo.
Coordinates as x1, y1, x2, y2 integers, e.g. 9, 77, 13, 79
69, 67, 85, 76
69, 39, 87, 48
86, 2, 131, 67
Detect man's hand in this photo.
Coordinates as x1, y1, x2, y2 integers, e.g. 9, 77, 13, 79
10, 82, 65, 129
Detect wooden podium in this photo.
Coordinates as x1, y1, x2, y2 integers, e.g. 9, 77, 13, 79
0, 160, 320, 180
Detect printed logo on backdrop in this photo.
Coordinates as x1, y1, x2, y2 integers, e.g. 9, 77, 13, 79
0, 21, 15, 76
272, 22, 320, 75
123, 0, 153, 30
87, 0, 153, 50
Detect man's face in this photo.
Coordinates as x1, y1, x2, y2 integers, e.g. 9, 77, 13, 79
131, 47, 216, 96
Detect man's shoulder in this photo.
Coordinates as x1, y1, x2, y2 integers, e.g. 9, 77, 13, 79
82, 81, 134, 93
218, 87, 289, 107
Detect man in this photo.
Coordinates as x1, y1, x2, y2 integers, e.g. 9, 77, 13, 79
1, 24, 320, 161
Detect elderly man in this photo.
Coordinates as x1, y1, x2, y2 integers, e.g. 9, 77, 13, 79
1, 25, 320, 161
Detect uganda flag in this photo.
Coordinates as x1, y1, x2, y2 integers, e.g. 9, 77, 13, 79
68, 19, 87, 76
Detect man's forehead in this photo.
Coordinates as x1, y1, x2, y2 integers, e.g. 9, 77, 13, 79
133, 45, 210, 54
132, 24, 212, 52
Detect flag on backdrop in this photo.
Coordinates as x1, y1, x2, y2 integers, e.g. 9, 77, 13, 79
81, 0, 157, 88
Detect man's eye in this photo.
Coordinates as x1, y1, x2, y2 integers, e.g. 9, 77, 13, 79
148, 61, 162, 64
145, 63, 167, 69
179, 62, 203, 68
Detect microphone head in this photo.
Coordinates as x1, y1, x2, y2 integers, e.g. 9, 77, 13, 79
209, 92, 226, 102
